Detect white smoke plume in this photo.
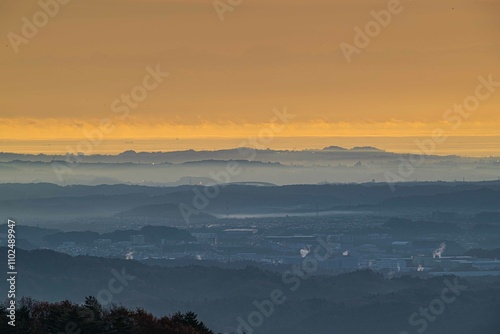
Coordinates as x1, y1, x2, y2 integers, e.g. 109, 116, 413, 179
300, 245, 311, 258
433, 242, 446, 259
126, 251, 134, 260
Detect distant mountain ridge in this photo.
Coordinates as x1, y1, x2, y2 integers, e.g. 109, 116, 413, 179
1, 147, 498, 186
0, 146, 449, 165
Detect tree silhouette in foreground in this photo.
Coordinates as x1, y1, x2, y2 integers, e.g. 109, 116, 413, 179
0, 296, 214, 334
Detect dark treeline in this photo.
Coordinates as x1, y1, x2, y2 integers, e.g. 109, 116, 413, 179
0, 296, 214, 334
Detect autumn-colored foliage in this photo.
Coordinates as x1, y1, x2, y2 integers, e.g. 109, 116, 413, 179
0, 296, 214, 334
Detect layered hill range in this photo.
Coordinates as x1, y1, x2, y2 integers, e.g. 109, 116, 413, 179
1, 247, 499, 334
0, 146, 499, 185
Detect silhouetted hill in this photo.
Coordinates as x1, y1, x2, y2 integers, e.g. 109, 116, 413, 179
323, 146, 347, 151
0, 147, 401, 164
380, 188, 500, 209
3, 148, 499, 185
42, 226, 195, 245
1, 248, 499, 334
351, 146, 384, 152
465, 248, 500, 259
118, 203, 214, 220
3, 182, 500, 225
383, 218, 461, 234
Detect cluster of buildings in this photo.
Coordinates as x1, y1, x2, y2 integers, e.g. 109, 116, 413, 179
4, 226, 499, 277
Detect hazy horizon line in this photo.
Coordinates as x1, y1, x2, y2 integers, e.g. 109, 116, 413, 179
1, 143, 500, 159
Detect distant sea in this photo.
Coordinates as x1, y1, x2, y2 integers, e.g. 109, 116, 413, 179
1, 136, 500, 157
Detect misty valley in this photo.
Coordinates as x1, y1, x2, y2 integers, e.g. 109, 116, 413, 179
1, 175, 500, 333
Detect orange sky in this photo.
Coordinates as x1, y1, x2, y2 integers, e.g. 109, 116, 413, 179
1, 0, 499, 153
